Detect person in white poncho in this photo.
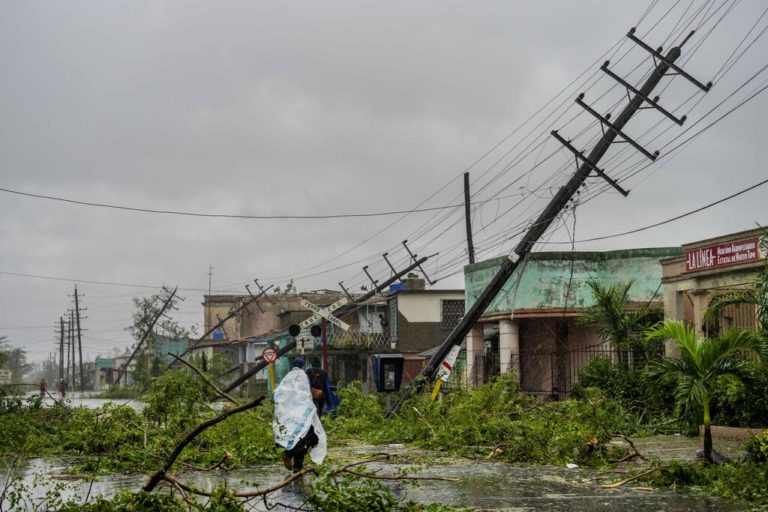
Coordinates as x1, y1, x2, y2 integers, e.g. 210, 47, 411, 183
272, 358, 327, 473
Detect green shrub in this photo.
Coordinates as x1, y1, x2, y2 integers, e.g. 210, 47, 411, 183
710, 362, 768, 428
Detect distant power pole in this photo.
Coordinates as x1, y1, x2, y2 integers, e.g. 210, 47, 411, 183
464, 172, 475, 265
74, 286, 85, 392
207, 266, 214, 334
69, 311, 75, 388
59, 316, 65, 382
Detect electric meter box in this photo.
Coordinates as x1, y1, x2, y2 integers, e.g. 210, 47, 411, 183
371, 354, 404, 393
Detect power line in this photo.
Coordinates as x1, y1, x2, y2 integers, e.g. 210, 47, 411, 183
539, 176, 768, 245
0, 186, 494, 220
0, 270, 216, 292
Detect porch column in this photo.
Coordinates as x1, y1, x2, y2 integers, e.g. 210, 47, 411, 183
464, 325, 484, 387
499, 319, 520, 379
692, 289, 711, 339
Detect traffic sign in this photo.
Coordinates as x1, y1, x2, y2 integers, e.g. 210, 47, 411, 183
262, 348, 278, 364
299, 298, 350, 331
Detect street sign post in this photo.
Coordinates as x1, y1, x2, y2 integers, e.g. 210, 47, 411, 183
262, 348, 278, 391
299, 298, 350, 370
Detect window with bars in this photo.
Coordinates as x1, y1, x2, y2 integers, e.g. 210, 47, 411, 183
441, 299, 465, 329
388, 297, 398, 337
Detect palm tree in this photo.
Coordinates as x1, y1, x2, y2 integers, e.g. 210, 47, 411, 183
644, 320, 766, 463
579, 279, 662, 363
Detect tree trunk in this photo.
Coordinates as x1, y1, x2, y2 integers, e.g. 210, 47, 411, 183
702, 400, 713, 464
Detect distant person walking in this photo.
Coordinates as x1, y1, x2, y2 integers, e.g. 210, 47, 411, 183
39, 378, 47, 398
60, 379, 67, 398
272, 358, 327, 473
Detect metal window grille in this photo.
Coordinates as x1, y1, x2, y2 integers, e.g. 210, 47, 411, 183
441, 300, 465, 329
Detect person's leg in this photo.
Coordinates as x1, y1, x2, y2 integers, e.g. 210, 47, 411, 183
282, 450, 292, 470
292, 446, 307, 472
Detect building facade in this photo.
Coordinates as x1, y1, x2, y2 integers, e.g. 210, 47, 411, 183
463, 248, 681, 396
660, 227, 767, 346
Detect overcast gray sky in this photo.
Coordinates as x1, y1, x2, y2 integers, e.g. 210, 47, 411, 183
1, 1, 766, 363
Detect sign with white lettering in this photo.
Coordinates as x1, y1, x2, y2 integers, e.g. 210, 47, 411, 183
685, 236, 766, 273
299, 298, 350, 331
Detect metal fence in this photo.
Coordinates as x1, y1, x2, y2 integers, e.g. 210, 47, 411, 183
468, 344, 647, 397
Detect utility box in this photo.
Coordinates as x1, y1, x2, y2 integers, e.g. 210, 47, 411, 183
371, 354, 404, 393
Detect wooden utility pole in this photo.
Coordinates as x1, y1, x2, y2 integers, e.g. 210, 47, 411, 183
58, 316, 65, 382
69, 311, 75, 389
74, 286, 85, 392
115, 288, 178, 386
464, 172, 475, 264
387, 28, 710, 416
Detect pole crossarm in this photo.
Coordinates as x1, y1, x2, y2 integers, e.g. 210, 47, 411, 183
402, 240, 434, 285
626, 27, 712, 92
601, 62, 686, 126
550, 130, 629, 196
576, 95, 659, 161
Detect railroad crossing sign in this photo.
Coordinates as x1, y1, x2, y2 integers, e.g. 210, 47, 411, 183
299, 298, 350, 331
261, 347, 278, 364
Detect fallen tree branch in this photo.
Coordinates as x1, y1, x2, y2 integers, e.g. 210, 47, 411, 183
158, 455, 393, 499
142, 396, 265, 492
162, 468, 313, 498
168, 352, 241, 406
609, 434, 648, 463
602, 464, 673, 489
411, 406, 437, 439
342, 469, 459, 482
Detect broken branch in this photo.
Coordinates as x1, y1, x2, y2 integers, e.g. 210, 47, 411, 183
168, 352, 241, 406
143, 396, 264, 492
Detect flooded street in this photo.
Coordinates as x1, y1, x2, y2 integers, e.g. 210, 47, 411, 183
2, 436, 756, 511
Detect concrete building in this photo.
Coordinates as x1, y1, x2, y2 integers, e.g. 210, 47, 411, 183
463, 248, 681, 396
385, 274, 465, 383
661, 227, 767, 344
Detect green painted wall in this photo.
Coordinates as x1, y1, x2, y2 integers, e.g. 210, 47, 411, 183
464, 248, 682, 315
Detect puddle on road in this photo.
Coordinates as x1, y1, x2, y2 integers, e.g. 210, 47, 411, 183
2, 448, 756, 511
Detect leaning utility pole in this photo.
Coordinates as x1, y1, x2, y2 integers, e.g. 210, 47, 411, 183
387, 28, 710, 416
115, 287, 178, 386
220, 253, 436, 396
74, 286, 85, 392
464, 172, 475, 264
174, 284, 273, 362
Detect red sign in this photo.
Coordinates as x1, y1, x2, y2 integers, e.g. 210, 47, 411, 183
685, 236, 765, 272
261, 348, 278, 364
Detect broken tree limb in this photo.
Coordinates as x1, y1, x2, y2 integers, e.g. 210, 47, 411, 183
168, 352, 241, 406
142, 396, 265, 492
342, 469, 459, 482
161, 468, 313, 498
602, 464, 673, 489
411, 406, 437, 440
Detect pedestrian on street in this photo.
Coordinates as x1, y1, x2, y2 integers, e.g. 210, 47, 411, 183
306, 356, 330, 417
272, 358, 327, 473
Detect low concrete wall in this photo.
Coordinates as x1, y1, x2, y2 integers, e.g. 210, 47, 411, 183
700, 425, 764, 440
